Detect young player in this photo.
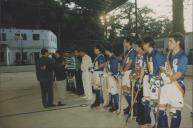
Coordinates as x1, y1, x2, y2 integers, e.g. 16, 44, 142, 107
141, 36, 163, 127
104, 43, 119, 112
91, 45, 106, 108
122, 37, 136, 115
158, 32, 188, 128
134, 40, 151, 127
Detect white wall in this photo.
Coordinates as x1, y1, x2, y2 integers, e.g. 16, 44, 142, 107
155, 33, 193, 54
0, 28, 57, 49
0, 28, 58, 65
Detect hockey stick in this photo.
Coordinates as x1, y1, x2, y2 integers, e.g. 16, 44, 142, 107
131, 80, 135, 119
123, 88, 140, 128
154, 78, 163, 128
99, 73, 104, 108
116, 76, 123, 115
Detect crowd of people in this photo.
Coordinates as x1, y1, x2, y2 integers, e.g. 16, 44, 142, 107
36, 32, 188, 128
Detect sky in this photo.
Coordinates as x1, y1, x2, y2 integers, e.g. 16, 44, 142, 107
136, 0, 193, 32
56, 0, 193, 32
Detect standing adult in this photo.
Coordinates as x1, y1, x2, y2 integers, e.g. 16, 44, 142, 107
54, 50, 67, 106
158, 32, 188, 128
37, 49, 55, 108
80, 48, 93, 100
104, 43, 119, 112
91, 45, 106, 108
74, 49, 84, 95
141, 36, 163, 127
122, 37, 136, 115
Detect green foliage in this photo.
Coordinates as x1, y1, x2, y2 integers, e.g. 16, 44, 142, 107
1, 0, 173, 56
108, 2, 172, 40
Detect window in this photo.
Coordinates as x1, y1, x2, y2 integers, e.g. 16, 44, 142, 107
0, 52, 5, 63
33, 34, 40, 40
15, 52, 21, 60
1, 33, 6, 41
15, 33, 22, 40
21, 34, 27, 40
22, 52, 27, 60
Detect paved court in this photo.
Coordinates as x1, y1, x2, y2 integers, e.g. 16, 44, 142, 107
0, 71, 192, 128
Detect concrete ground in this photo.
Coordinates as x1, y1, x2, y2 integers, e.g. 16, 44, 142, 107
0, 70, 192, 128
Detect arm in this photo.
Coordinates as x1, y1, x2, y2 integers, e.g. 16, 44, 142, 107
139, 68, 145, 82
94, 56, 105, 71
123, 50, 136, 72
170, 55, 188, 81
123, 59, 132, 72
81, 56, 93, 71
110, 59, 118, 75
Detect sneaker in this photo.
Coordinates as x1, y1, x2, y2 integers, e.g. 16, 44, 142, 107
91, 102, 100, 108
109, 104, 119, 112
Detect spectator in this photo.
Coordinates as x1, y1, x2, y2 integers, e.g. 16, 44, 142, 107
80, 48, 93, 100
63, 50, 76, 92
74, 49, 84, 95
36, 49, 55, 108
54, 50, 67, 106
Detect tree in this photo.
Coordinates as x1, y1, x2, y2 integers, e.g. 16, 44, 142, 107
108, 2, 172, 39
172, 0, 185, 34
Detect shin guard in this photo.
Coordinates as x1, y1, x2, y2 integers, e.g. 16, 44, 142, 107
170, 110, 181, 128
157, 110, 169, 128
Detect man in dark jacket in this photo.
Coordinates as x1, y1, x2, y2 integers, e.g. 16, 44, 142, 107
74, 49, 84, 95
37, 49, 55, 108
54, 50, 67, 106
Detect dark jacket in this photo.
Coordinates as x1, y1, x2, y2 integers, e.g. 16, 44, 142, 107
54, 57, 67, 81
36, 56, 54, 82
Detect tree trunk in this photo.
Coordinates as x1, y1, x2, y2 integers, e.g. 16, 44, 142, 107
172, 0, 185, 34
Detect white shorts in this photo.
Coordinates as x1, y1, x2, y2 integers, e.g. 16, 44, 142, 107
160, 82, 184, 108
143, 75, 151, 98
122, 70, 132, 87
107, 75, 118, 95
149, 77, 161, 100
92, 71, 103, 89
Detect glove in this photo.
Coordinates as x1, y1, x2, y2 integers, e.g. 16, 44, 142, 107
88, 67, 94, 73
135, 79, 142, 91
99, 73, 104, 77
161, 73, 171, 84
111, 71, 123, 80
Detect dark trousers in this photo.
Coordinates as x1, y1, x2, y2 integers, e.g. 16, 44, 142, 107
40, 81, 54, 107
136, 89, 151, 125
95, 90, 103, 104
75, 70, 84, 95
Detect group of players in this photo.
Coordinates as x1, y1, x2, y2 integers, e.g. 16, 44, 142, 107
87, 32, 187, 128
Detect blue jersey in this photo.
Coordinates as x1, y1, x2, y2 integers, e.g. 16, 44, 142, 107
169, 50, 188, 82
145, 49, 164, 76
107, 54, 119, 75
124, 48, 136, 70
94, 53, 106, 71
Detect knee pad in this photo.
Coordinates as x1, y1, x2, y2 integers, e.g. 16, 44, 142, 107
157, 110, 169, 128
170, 110, 181, 128
149, 101, 158, 112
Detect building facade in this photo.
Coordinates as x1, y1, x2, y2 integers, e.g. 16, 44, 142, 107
0, 28, 57, 65
155, 32, 193, 54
